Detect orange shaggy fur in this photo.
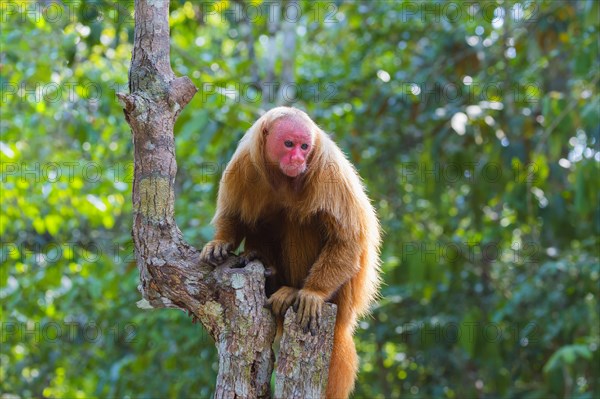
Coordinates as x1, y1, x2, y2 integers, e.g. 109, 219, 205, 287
206, 107, 381, 398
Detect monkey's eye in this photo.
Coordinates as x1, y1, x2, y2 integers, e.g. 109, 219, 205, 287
284, 140, 294, 148
301, 143, 309, 150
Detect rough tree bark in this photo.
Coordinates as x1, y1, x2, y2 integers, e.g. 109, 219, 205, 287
117, 1, 336, 398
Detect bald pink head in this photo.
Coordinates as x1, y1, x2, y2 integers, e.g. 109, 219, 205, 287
265, 117, 313, 178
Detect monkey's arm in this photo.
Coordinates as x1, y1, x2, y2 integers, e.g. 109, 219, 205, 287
213, 213, 245, 247
200, 167, 246, 264
294, 213, 362, 332
302, 235, 361, 297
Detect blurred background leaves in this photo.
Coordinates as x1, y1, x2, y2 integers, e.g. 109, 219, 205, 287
1, 0, 598, 398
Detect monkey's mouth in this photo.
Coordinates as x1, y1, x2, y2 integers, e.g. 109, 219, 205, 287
281, 163, 306, 178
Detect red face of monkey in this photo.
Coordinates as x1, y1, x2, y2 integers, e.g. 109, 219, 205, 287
265, 118, 313, 177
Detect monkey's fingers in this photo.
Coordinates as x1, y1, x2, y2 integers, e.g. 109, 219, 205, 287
309, 316, 318, 336
199, 245, 211, 263
200, 240, 233, 265
302, 300, 317, 334
239, 250, 261, 267
211, 241, 231, 262
270, 297, 285, 316
281, 296, 296, 316
303, 299, 318, 331
265, 296, 277, 313
304, 301, 316, 334
317, 301, 322, 327
274, 301, 283, 316
265, 297, 279, 313
293, 291, 324, 334
263, 267, 275, 277
311, 299, 322, 334
312, 300, 323, 335
199, 243, 212, 262
266, 287, 297, 316
295, 297, 307, 327
215, 242, 232, 262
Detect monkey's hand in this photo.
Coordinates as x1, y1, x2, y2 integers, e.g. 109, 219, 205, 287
199, 240, 233, 265
239, 250, 261, 266
293, 289, 325, 335
266, 286, 298, 317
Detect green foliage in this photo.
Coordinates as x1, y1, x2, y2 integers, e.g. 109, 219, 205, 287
1, 1, 598, 398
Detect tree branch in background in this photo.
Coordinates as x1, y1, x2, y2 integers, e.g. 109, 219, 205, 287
277, 0, 298, 105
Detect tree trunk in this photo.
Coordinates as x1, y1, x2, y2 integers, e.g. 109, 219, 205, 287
278, 0, 298, 105
117, 1, 335, 397
275, 305, 337, 398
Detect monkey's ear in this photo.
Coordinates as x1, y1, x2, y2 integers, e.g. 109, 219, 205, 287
260, 119, 269, 136
250, 112, 269, 137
